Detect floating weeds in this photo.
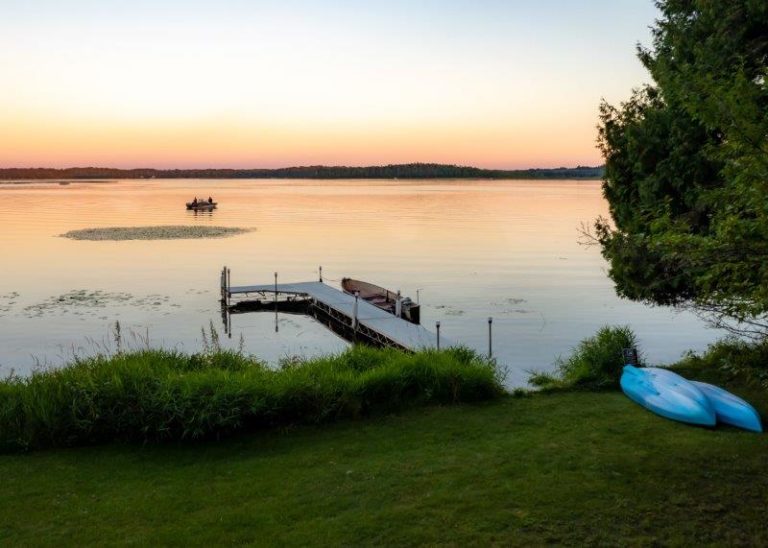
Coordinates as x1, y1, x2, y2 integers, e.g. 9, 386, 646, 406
278, 317, 301, 328
23, 290, 173, 318
60, 225, 252, 241
0, 292, 20, 315
434, 304, 466, 316
488, 297, 534, 315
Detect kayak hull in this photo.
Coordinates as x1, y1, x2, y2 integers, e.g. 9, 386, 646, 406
690, 381, 763, 433
620, 366, 716, 426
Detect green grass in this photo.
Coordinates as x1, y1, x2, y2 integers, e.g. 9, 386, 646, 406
0, 346, 502, 451
3, 336, 768, 544
1, 380, 767, 545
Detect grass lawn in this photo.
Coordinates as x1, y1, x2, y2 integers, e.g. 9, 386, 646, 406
2, 382, 767, 546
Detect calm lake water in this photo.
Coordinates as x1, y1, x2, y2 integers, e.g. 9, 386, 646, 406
0, 179, 717, 386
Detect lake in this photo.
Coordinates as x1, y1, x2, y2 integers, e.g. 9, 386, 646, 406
0, 178, 717, 386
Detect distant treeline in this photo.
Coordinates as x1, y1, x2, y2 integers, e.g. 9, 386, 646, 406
0, 163, 604, 180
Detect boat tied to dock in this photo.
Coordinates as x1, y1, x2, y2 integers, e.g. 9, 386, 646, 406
220, 268, 442, 351
341, 278, 420, 325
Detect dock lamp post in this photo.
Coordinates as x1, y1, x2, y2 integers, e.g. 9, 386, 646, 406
488, 317, 493, 358
353, 291, 359, 331
436, 321, 441, 350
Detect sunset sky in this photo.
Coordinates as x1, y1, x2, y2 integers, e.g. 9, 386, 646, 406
1, 1, 658, 169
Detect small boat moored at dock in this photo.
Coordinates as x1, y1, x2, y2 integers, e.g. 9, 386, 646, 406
221, 271, 444, 351
341, 278, 420, 325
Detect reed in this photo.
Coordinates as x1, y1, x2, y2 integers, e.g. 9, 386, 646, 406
0, 346, 502, 452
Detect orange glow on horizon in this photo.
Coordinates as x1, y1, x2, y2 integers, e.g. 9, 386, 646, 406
0, 1, 655, 170
1, 110, 601, 169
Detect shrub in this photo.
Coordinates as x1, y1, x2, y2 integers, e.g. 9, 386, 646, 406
529, 326, 640, 390
674, 338, 768, 389
0, 347, 503, 452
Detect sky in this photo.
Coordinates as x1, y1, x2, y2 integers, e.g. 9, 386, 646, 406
0, 0, 659, 169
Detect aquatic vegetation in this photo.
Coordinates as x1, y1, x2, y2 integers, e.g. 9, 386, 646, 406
489, 297, 534, 315
22, 289, 172, 318
0, 291, 19, 315
0, 345, 503, 451
60, 225, 251, 241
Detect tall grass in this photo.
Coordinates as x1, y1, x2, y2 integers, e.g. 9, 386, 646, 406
0, 346, 503, 452
529, 325, 640, 390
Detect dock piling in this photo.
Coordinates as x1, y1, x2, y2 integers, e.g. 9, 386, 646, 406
274, 272, 278, 332
488, 317, 493, 358
220, 266, 232, 306
436, 321, 441, 350
353, 291, 359, 330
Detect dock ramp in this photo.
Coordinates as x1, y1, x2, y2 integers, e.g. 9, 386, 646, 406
227, 280, 449, 351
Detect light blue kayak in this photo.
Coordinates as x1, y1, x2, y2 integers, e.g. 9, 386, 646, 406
620, 366, 716, 426
690, 381, 763, 433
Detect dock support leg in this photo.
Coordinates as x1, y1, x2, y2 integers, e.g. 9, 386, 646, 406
220, 266, 232, 307
353, 291, 359, 342
274, 272, 278, 332
436, 321, 441, 350
488, 317, 493, 358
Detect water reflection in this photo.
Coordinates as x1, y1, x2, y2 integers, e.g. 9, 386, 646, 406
0, 178, 719, 386
188, 208, 216, 217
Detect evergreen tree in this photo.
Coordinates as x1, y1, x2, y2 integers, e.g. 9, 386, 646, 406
597, 0, 768, 336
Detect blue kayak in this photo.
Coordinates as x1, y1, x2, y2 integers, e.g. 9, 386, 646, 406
620, 366, 716, 426
690, 381, 763, 433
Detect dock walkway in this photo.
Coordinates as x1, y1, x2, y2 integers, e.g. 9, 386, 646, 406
227, 280, 448, 351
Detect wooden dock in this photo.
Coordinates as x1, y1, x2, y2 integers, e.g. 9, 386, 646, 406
221, 269, 449, 351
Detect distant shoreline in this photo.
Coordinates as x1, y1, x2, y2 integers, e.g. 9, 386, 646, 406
0, 163, 604, 181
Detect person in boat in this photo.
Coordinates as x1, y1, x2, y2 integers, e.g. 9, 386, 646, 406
208, 196, 213, 204
192, 197, 198, 205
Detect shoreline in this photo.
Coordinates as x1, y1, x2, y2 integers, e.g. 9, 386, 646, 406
0, 163, 605, 181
